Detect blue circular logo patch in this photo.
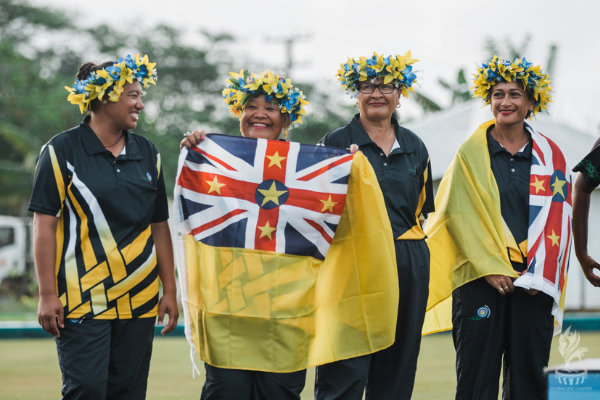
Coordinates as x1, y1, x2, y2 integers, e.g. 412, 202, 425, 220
477, 306, 490, 319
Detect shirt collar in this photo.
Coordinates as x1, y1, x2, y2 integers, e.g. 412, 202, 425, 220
80, 116, 143, 160
350, 113, 416, 154
486, 123, 532, 159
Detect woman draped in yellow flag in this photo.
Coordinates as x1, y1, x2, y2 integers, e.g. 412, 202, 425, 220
424, 56, 572, 400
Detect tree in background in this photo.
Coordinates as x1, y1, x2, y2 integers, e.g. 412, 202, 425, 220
0, 0, 81, 214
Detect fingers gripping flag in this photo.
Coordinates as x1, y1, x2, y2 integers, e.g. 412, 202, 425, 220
174, 134, 398, 372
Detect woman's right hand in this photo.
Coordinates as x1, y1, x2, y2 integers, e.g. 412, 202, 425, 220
38, 294, 64, 337
484, 274, 515, 295
180, 129, 207, 150
580, 254, 600, 287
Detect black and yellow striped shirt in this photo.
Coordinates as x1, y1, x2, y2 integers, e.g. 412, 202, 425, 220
29, 117, 168, 319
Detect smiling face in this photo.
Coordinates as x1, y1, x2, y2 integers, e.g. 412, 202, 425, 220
240, 94, 283, 140
490, 81, 535, 126
103, 81, 144, 131
356, 78, 400, 123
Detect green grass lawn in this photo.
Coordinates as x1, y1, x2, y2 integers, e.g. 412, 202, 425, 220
1, 332, 599, 399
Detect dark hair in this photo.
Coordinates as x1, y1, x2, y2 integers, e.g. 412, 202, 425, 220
76, 61, 114, 113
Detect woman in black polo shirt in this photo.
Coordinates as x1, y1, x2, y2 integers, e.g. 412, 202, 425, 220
573, 139, 600, 288
426, 56, 572, 399
314, 52, 434, 400
29, 54, 178, 399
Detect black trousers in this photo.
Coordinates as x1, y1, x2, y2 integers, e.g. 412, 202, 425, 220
200, 364, 306, 400
453, 278, 554, 400
314, 240, 430, 400
55, 317, 155, 400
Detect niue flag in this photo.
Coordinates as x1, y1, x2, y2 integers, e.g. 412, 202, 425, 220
174, 134, 398, 372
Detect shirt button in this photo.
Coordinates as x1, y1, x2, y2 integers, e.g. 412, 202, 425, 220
380, 152, 384, 156
117, 169, 121, 173
384, 163, 388, 166
511, 168, 515, 172
510, 158, 514, 162
113, 160, 116, 164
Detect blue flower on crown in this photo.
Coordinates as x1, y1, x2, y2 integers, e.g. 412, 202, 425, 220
281, 90, 300, 111
105, 65, 121, 81
134, 64, 149, 81
73, 79, 89, 93
118, 55, 137, 70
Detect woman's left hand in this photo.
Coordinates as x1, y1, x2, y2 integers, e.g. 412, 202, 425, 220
180, 129, 206, 150
158, 292, 179, 335
484, 274, 515, 295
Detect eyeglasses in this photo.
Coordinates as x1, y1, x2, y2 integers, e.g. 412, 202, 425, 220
357, 83, 396, 94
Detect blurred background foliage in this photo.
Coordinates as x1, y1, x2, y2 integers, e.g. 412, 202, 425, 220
0, 0, 557, 216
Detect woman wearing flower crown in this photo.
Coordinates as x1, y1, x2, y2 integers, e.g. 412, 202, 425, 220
29, 54, 179, 399
314, 52, 434, 400
181, 69, 309, 400
425, 56, 571, 399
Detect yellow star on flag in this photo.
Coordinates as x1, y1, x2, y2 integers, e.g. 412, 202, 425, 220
258, 182, 287, 206
547, 229, 560, 247
320, 195, 338, 213
206, 176, 225, 195
266, 151, 287, 169
530, 176, 545, 194
258, 221, 276, 239
551, 176, 566, 199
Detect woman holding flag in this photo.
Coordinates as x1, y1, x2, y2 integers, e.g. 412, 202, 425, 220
425, 56, 571, 400
179, 70, 398, 399
315, 52, 434, 400
180, 70, 310, 400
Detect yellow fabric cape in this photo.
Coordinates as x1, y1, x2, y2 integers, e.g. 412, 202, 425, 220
175, 150, 399, 372
422, 119, 520, 335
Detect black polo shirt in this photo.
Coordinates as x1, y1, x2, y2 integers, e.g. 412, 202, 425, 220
319, 114, 434, 240
487, 124, 532, 271
29, 116, 168, 320
573, 145, 600, 188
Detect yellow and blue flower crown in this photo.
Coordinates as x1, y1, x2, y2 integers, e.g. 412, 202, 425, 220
471, 55, 552, 118
65, 54, 157, 114
222, 69, 309, 126
336, 51, 419, 98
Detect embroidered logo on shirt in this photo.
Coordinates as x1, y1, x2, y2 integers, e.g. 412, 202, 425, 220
142, 172, 153, 182
469, 305, 491, 320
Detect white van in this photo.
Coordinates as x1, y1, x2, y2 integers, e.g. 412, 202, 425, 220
0, 216, 32, 283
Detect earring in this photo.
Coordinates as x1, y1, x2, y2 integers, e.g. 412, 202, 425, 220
354, 102, 358, 108
396, 104, 401, 109
284, 131, 289, 141
102, 100, 108, 105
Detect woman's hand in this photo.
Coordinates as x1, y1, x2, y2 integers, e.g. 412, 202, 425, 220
180, 130, 206, 150
157, 292, 179, 335
484, 274, 515, 295
38, 294, 64, 337
579, 254, 600, 287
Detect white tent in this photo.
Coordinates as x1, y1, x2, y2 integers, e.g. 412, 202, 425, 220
403, 101, 600, 310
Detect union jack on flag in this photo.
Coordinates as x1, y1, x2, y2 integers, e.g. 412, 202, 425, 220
516, 128, 573, 334
176, 134, 354, 260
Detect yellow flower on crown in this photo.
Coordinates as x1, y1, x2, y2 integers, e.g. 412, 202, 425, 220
336, 51, 419, 98
65, 53, 157, 113
471, 55, 552, 118
222, 69, 309, 127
